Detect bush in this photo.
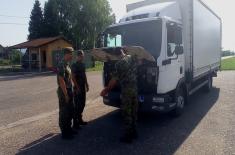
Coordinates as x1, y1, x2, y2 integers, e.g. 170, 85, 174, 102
222, 50, 235, 57
0, 59, 11, 66
0, 67, 23, 74
87, 61, 103, 72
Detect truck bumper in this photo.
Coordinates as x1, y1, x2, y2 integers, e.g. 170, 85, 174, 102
103, 92, 176, 112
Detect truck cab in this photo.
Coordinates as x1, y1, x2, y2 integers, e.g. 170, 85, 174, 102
97, 0, 221, 116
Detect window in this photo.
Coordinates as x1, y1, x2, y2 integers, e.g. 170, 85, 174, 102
167, 22, 183, 57
105, 20, 162, 59
43, 52, 46, 63
107, 34, 122, 47
31, 53, 37, 61
131, 14, 149, 20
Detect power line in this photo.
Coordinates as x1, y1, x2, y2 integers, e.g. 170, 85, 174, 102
0, 14, 29, 19
0, 22, 27, 25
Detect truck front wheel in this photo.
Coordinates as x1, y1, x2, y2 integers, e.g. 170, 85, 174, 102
170, 88, 185, 117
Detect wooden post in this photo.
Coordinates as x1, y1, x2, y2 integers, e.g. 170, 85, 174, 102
20, 49, 22, 68
29, 49, 31, 71
39, 48, 42, 72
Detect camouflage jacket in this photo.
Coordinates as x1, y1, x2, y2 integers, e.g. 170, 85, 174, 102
112, 55, 138, 91
71, 61, 87, 89
57, 61, 72, 89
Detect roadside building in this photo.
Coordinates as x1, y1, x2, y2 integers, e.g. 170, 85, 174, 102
0, 44, 4, 59
0, 44, 10, 59
11, 36, 72, 71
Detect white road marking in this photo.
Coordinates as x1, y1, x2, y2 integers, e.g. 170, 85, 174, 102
0, 110, 58, 131
0, 97, 103, 131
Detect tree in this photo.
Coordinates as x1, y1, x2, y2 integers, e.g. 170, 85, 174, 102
28, 0, 44, 40
222, 50, 235, 57
42, 0, 76, 42
42, 0, 61, 37
40, 0, 115, 49
71, 0, 115, 49
10, 50, 23, 65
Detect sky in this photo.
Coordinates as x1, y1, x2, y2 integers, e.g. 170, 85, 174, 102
0, 0, 234, 51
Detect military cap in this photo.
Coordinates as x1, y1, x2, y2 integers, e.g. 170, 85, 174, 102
77, 50, 84, 56
63, 47, 74, 54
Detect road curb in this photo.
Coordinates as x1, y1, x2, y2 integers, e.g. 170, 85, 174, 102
0, 71, 54, 81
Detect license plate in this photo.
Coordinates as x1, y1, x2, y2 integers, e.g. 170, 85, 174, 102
139, 96, 145, 102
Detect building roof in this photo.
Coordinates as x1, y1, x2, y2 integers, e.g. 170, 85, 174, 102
0, 44, 4, 49
0, 45, 5, 53
11, 36, 71, 49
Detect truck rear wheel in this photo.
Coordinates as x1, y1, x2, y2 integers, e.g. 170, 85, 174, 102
204, 76, 213, 92
170, 88, 185, 117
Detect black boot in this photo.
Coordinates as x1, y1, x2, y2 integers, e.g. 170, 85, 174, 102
73, 120, 81, 130
120, 133, 133, 143
69, 128, 78, 135
79, 118, 88, 126
131, 129, 138, 139
61, 131, 74, 140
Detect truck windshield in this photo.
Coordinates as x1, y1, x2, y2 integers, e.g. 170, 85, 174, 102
104, 19, 162, 59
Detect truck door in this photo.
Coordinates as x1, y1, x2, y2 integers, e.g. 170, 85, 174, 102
163, 22, 184, 91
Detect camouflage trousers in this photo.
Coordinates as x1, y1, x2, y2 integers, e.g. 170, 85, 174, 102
57, 88, 73, 133
73, 87, 86, 123
121, 88, 138, 135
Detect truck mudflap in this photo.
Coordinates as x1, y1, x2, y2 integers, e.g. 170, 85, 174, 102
103, 92, 176, 112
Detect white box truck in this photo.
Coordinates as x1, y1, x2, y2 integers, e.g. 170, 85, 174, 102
95, 0, 222, 116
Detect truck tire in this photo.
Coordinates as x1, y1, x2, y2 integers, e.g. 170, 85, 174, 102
204, 76, 213, 92
170, 88, 185, 117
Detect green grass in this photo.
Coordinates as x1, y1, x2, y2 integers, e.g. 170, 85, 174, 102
87, 61, 103, 72
0, 68, 23, 74
221, 57, 235, 70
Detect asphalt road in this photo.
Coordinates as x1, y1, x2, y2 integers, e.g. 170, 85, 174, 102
0, 71, 235, 155
0, 72, 102, 127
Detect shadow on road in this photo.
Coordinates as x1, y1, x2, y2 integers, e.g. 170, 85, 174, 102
16, 87, 220, 155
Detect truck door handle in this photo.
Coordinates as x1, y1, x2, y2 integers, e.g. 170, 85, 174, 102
162, 59, 171, 65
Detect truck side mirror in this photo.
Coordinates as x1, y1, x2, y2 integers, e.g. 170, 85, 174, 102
175, 46, 184, 55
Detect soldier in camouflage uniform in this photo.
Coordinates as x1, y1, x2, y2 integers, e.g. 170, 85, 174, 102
57, 47, 77, 140
100, 47, 139, 143
72, 50, 89, 129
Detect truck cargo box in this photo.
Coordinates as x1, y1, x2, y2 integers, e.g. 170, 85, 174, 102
127, 0, 222, 81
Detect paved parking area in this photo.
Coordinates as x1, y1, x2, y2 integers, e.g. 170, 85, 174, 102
0, 71, 234, 155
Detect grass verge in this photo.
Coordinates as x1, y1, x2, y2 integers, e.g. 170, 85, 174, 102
0, 68, 23, 74
87, 61, 103, 72
221, 57, 235, 70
